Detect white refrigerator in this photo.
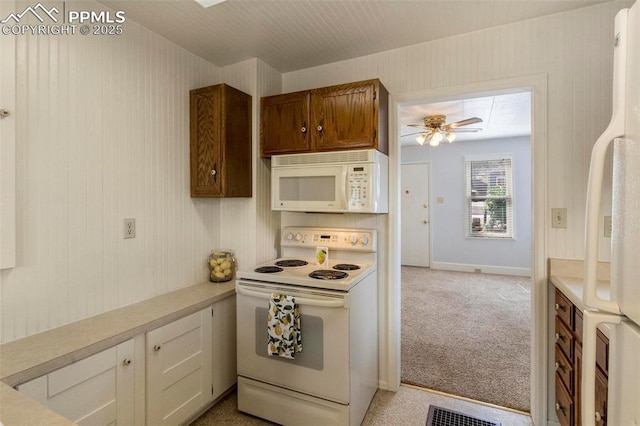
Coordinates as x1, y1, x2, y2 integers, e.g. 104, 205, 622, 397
582, 1, 640, 425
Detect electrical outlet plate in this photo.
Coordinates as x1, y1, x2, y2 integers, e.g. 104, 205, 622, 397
552, 208, 567, 229
124, 218, 135, 239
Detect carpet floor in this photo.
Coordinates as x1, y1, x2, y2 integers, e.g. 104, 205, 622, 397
401, 267, 531, 412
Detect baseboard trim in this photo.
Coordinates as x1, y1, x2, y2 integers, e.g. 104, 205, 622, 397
430, 262, 531, 277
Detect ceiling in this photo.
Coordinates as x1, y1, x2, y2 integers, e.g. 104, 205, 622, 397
400, 91, 532, 146
99, 0, 614, 73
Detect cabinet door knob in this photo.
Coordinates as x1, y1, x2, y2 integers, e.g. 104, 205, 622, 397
154, 344, 162, 352
122, 358, 132, 366
555, 361, 565, 372
0, 109, 9, 118
301, 121, 307, 134
211, 164, 217, 183
555, 332, 564, 342
317, 125, 323, 132
555, 303, 566, 312
555, 402, 565, 414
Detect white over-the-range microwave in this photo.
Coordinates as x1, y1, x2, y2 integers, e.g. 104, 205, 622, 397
271, 149, 388, 213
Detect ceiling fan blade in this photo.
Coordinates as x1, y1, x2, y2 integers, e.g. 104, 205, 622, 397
444, 117, 483, 129
406, 124, 433, 131
447, 128, 483, 133
402, 131, 432, 137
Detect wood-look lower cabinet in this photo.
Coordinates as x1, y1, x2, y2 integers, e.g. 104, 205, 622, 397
260, 79, 388, 157
146, 307, 213, 426
553, 287, 609, 426
17, 338, 142, 426
190, 84, 252, 198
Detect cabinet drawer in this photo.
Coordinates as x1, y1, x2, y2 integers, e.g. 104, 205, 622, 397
555, 289, 574, 329
555, 346, 574, 394
555, 376, 574, 426
596, 330, 609, 376
555, 316, 574, 361
575, 309, 583, 345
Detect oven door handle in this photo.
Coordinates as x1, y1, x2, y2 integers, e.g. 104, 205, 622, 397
237, 287, 348, 308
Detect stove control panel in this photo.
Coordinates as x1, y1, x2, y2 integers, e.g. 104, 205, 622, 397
281, 227, 377, 252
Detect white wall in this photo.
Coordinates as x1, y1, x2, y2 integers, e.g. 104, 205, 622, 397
0, 1, 227, 343
402, 136, 532, 274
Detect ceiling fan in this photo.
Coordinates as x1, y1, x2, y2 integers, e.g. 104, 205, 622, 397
406, 114, 483, 146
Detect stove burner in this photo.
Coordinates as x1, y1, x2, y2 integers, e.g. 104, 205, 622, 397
333, 264, 361, 271
309, 270, 349, 280
276, 259, 309, 267
255, 266, 284, 273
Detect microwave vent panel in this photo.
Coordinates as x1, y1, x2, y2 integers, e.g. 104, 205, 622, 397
272, 149, 381, 167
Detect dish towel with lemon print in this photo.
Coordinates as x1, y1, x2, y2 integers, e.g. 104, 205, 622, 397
267, 293, 302, 359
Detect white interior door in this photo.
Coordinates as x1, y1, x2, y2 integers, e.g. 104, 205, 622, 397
401, 163, 430, 267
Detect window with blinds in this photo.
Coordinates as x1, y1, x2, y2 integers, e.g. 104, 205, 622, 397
465, 156, 513, 238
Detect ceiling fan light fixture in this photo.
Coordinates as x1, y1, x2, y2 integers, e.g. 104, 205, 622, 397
416, 134, 428, 145
445, 132, 456, 143
430, 130, 443, 146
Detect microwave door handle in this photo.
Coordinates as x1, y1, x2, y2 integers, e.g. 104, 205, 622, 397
343, 168, 350, 210
237, 286, 347, 308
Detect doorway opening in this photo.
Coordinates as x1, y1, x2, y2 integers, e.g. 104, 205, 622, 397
398, 90, 533, 412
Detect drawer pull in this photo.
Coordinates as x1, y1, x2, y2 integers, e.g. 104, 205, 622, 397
122, 358, 132, 366
154, 344, 162, 352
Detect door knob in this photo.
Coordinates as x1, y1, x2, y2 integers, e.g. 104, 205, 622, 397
0, 109, 9, 118
423, 220, 428, 224
423, 204, 428, 208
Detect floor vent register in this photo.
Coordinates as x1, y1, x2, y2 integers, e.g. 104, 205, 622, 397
426, 405, 501, 426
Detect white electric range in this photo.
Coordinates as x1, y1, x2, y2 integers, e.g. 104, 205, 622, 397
235, 226, 379, 426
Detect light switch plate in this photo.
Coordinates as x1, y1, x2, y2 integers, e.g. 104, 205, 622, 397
604, 216, 612, 237
552, 208, 567, 229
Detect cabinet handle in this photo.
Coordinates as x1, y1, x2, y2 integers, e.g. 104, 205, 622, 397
317, 125, 323, 132
0, 109, 9, 118
423, 220, 428, 224
301, 122, 307, 134
555, 332, 565, 342
595, 411, 603, 423
154, 344, 162, 352
555, 303, 567, 312
211, 164, 217, 183
555, 361, 566, 372
556, 402, 566, 415
122, 358, 132, 366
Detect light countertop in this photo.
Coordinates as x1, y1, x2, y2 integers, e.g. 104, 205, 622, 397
0, 280, 235, 425
548, 258, 611, 337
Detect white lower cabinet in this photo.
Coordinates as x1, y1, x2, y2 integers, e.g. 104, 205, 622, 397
17, 337, 143, 426
15, 295, 236, 426
212, 294, 236, 400
146, 307, 213, 426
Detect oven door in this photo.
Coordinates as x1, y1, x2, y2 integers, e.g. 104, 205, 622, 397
236, 280, 350, 403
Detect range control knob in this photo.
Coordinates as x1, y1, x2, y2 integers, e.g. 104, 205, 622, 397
295, 233, 303, 241
285, 232, 294, 241
360, 235, 370, 246
350, 235, 358, 245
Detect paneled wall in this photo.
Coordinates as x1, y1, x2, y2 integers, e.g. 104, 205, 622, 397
0, 2, 225, 343
282, 0, 630, 263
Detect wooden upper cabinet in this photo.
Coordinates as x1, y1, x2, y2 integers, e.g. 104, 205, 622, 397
260, 79, 388, 157
190, 83, 252, 198
260, 91, 311, 157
